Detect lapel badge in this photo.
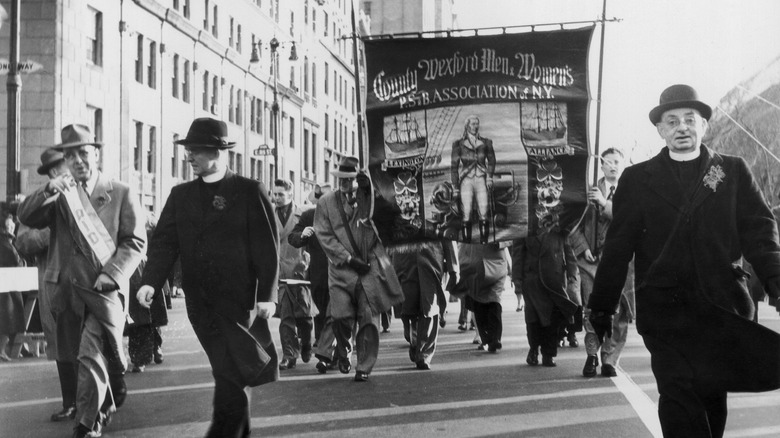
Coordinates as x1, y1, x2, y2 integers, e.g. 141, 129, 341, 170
703, 165, 725, 192
212, 195, 228, 211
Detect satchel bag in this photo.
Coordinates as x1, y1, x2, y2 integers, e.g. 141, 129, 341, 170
214, 312, 278, 387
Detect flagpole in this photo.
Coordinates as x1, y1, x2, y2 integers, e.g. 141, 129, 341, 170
350, 0, 365, 166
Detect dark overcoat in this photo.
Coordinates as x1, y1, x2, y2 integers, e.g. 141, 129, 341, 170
589, 145, 780, 391
140, 171, 279, 349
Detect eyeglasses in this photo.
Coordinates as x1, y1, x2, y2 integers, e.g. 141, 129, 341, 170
661, 116, 699, 129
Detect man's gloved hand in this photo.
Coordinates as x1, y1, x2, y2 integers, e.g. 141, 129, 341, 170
348, 256, 371, 275
589, 310, 613, 344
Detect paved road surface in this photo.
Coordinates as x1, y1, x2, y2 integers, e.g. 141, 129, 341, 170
2, 293, 779, 437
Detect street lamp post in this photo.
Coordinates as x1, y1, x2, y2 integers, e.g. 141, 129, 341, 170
268, 37, 279, 182
250, 37, 297, 184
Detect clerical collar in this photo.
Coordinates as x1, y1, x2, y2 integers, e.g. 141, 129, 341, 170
669, 147, 701, 162
201, 167, 227, 183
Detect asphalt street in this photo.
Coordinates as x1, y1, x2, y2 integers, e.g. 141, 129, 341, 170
2, 292, 779, 438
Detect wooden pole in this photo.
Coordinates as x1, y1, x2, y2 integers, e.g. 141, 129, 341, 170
5, 0, 21, 204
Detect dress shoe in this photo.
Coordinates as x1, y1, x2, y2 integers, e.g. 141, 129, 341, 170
279, 358, 297, 370
131, 364, 145, 373
476, 343, 486, 351
338, 359, 351, 374
51, 406, 77, 422
457, 323, 467, 331
315, 360, 329, 374
71, 424, 94, 438
153, 347, 164, 364
567, 334, 579, 348
408, 346, 416, 363
439, 316, 446, 328
415, 361, 431, 370
487, 341, 502, 353
110, 374, 127, 409
354, 371, 369, 382
301, 348, 312, 363
526, 347, 539, 366
582, 355, 599, 378
542, 355, 557, 367
601, 363, 618, 377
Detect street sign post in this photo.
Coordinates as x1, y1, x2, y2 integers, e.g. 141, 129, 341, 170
0, 59, 43, 74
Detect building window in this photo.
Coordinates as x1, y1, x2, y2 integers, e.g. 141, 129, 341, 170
289, 117, 295, 149
228, 85, 235, 123
274, 0, 279, 22
312, 63, 317, 98
236, 24, 242, 53
236, 89, 243, 126
183, 60, 191, 102
324, 12, 328, 37
303, 128, 309, 172
135, 35, 144, 83
212, 5, 219, 37
172, 134, 179, 177
148, 126, 157, 174
312, 133, 317, 176
148, 41, 157, 89
87, 7, 102, 66
250, 97, 256, 131
324, 62, 329, 95
87, 105, 103, 143
183, 0, 190, 19
364, 1, 372, 17
324, 114, 329, 144
236, 153, 243, 176
203, 0, 210, 30
229, 151, 236, 170
134, 122, 143, 172
180, 144, 190, 180
229, 17, 234, 48
324, 158, 329, 182
202, 71, 209, 111
172, 54, 179, 98
290, 11, 295, 36
211, 76, 219, 114
312, 9, 316, 33
303, 57, 309, 97
290, 65, 296, 90
255, 99, 263, 134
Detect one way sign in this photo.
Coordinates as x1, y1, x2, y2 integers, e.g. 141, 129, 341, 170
0, 59, 44, 74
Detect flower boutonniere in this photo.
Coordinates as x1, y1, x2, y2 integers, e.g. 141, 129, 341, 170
212, 195, 228, 211
703, 165, 725, 192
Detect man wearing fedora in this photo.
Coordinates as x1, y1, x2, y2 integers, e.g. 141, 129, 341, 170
136, 117, 279, 437
588, 84, 780, 437
314, 156, 404, 381
18, 125, 147, 438
15, 148, 81, 422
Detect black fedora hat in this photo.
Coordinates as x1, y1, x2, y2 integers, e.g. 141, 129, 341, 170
175, 117, 236, 149
649, 84, 712, 125
53, 124, 103, 150
37, 148, 65, 175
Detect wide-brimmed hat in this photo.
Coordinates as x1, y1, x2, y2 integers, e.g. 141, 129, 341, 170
307, 183, 332, 204
53, 124, 103, 150
175, 117, 236, 149
649, 84, 712, 125
331, 156, 359, 179
37, 148, 65, 175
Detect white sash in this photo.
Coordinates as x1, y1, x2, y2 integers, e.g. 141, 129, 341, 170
62, 185, 116, 266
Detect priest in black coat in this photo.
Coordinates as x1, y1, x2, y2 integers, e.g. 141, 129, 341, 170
588, 85, 780, 438
137, 118, 279, 438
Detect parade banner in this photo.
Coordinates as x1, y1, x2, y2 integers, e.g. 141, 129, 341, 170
364, 27, 593, 245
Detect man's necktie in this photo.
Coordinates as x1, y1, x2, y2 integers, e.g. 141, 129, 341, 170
607, 186, 615, 201
81, 182, 89, 197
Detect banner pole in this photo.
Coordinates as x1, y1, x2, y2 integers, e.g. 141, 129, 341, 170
350, 0, 366, 167
592, 0, 608, 252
